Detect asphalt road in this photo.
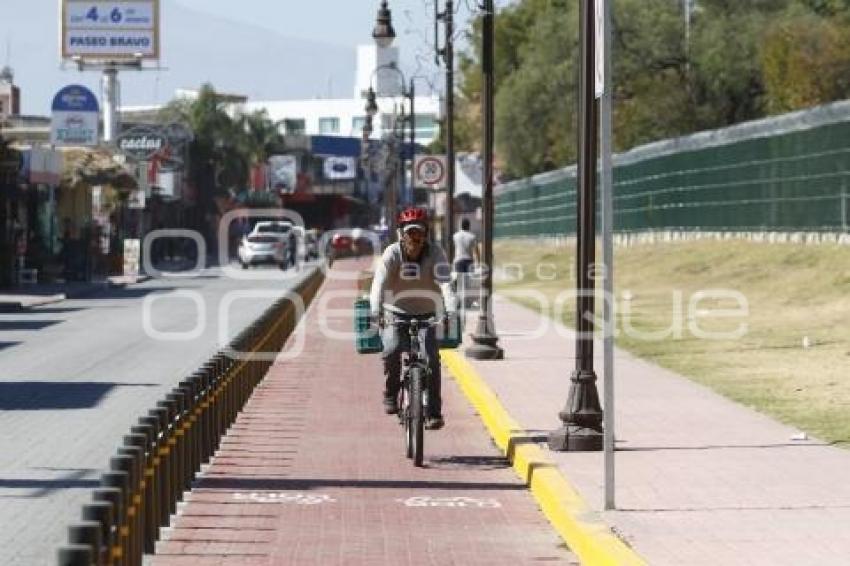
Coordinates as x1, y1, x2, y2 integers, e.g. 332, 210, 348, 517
0, 262, 318, 565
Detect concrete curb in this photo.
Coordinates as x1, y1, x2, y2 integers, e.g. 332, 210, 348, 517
0, 293, 66, 311
107, 275, 153, 287
441, 350, 646, 566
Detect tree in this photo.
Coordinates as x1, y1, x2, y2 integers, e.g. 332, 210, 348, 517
760, 5, 850, 114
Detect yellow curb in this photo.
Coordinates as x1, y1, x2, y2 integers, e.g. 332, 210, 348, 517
441, 350, 646, 566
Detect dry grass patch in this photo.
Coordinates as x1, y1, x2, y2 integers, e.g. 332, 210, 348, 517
494, 239, 850, 445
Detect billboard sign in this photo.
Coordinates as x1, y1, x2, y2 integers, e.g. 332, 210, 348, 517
61, 0, 160, 61
269, 155, 298, 194
50, 84, 100, 146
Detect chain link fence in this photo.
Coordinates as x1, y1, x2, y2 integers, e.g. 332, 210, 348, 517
496, 100, 850, 238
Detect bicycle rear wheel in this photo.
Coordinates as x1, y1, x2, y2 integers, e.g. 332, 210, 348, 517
409, 366, 425, 467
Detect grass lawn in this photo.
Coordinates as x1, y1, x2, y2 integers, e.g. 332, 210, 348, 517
494, 238, 850, 446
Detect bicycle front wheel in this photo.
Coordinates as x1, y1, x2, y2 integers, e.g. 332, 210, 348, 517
409, 366, 425, 467
402, 385, 413, 459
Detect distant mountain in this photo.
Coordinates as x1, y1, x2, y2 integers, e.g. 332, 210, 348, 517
120, 2, 356, 105
7, 1, 356, 114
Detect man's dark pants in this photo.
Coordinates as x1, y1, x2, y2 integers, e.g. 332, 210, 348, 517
381, 314, 442, 418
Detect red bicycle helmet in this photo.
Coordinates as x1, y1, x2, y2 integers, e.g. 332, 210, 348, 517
397, 207, 428, 226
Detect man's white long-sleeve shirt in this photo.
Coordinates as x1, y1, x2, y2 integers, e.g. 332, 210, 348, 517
369, 242, 456, 317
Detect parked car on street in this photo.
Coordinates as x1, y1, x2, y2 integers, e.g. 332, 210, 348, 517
237, 234, 286, 268
249, 221, 296, 268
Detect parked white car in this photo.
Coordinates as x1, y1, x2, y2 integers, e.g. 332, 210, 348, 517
237, 233, 286, 268
248, 221, 296, 268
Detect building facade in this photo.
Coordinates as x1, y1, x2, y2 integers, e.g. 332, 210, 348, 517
241, 45, 442, 147
0, 66, 21, 120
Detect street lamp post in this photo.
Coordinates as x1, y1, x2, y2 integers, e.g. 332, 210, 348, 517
372, 1, 396, 48
548, 0, 604, 452
436, 0, 456, 259
465, 0, 504, 361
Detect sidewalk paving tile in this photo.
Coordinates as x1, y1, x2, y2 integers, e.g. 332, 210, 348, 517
454, 295, 850, 566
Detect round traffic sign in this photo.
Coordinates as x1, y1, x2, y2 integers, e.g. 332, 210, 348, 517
415, 156, 446, 186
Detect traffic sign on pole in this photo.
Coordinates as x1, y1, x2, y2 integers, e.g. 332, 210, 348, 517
413, 155, 447, 190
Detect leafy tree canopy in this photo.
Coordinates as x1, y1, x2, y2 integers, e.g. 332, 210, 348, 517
455, 0, 850, 178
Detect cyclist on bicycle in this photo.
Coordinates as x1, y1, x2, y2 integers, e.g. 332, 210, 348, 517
369, 207, 457, 430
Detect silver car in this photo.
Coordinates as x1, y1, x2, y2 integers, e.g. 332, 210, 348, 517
237, 234, 286, 268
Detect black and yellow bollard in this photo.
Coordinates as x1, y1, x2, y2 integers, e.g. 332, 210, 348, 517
127, 428, 158, 553
100, 473, 130, 566
82, 501, 113, 566
91, 487, 122, 565
109, 456, 140, 566
117, 446, 145, 562
67, 521, 102, 566
57, 544, 94, 566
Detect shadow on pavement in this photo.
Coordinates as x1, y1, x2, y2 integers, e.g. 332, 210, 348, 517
617, 442, 832, 451
0, 342, 21, 352
26, 307, 88, 315
0, 478, 100, 491
0, 320, 62, 331
88, 285, 184, 300
196, 477, 528, 492
0, 469, 100, 498
0, 381, 158, 410
428, 455, 511, 470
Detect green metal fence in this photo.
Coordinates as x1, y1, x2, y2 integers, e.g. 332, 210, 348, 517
495, 101, 850, 238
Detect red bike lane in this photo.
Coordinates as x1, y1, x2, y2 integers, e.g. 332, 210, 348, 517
151, 259, 576, 565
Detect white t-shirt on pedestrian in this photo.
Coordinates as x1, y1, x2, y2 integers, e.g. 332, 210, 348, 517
453, 230, 478, 261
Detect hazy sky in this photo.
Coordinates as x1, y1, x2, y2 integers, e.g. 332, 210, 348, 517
1, 0, 512, 115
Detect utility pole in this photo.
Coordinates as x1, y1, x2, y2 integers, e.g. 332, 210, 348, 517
437, 0, 456, 259
409, 79, 415, 207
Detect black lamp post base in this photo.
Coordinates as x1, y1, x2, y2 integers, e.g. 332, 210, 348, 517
465, 333, 504, 360
547, 424, 603, 452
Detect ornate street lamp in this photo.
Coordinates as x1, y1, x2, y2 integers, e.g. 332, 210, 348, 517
365, 87, 379, 118
465, 0, 504, 361
373, 1, 396, 48
547, 0, 604, 452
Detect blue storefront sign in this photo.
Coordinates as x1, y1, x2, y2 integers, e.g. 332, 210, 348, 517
51, 85, 100, 146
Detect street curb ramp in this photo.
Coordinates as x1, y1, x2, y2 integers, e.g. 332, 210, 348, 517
56, 268, 326, 566
441, 350, 646, 566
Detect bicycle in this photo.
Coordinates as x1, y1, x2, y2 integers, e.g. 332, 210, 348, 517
387, 314, 442, 467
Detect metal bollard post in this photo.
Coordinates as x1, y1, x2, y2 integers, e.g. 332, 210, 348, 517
100, 472, 130, 566
150, 405, 175, 518
158, 399, 182, 506
82, 502, 113, 566
179, 379, 201, 478
164, 394, 186, 497
127, 428, 158, 552
109, 456, 140, 566
67, 521, 102, 566
192, 370, 211, 466
138, 414, 168, 531
174, 388, 194, 491
203, 361, 220, 452
196, 368, 212, 465
92, 488, 123, 565
57, 544, 94, 566
117, 446, 145, 562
